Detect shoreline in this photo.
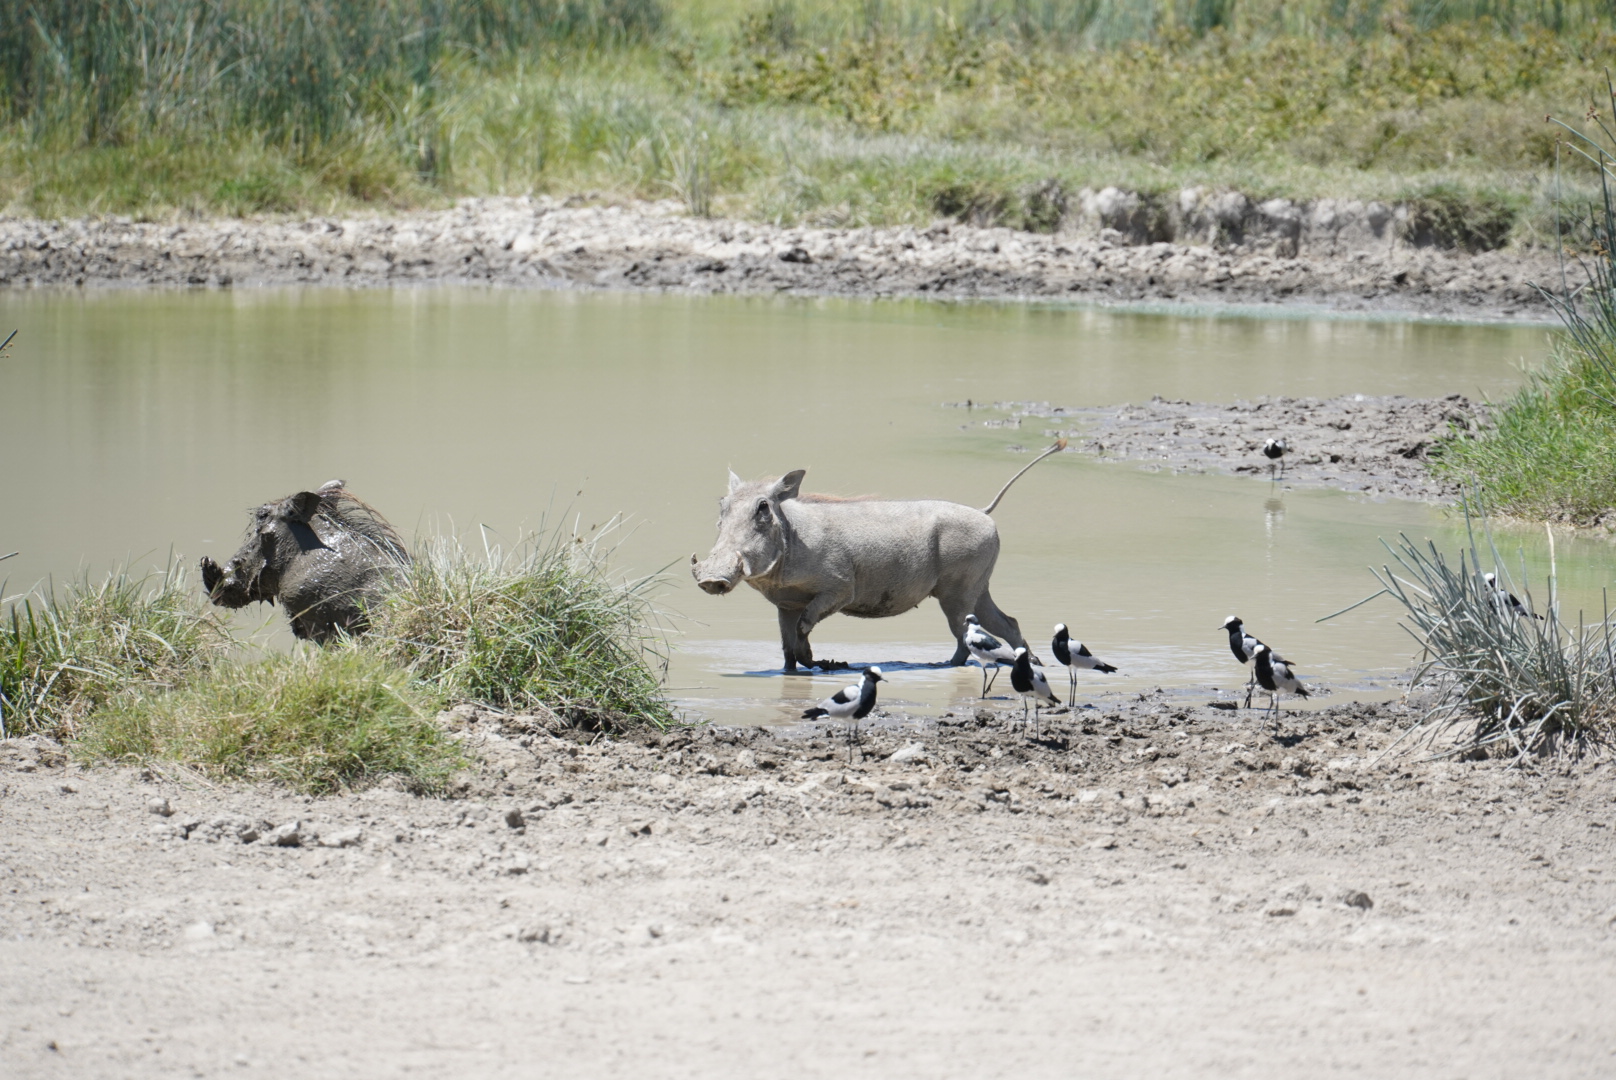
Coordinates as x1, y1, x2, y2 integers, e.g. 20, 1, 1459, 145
0, 197, 1568, 320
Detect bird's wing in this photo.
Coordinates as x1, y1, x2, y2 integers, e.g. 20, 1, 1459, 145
828, 686, 857, 706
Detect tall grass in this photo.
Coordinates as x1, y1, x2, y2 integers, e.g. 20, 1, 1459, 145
82, 648, 462, 794
367, 526, 676, 730
0, 0, 1612, 231
1433, 77, 1616, 523
0, 561, 232, 740
1370, 520, 1615, 757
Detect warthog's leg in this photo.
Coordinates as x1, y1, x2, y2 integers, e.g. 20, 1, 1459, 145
971, 590, 1029, 659
776, 606, 810, 672
795, 589, 851, 670
939, 599, 970, 666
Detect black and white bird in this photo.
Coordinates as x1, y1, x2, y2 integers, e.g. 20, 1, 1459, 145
1482, 573, 1544, 620
1262, 438, 1288, 479
801, 666, 885, 759
1217, 615, 1264, 709
963, 613, 1018, 696
1252, 644, 1308, 724
1009, 647, 1061, 731
1051, 624, 1118, 707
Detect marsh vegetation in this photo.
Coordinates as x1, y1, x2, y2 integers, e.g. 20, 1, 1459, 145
1, 0, 1611, 242
0, 528, 673, 792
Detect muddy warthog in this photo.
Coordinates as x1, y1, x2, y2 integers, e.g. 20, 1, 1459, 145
200, 480, 409, 643
691, 443, 1064, 671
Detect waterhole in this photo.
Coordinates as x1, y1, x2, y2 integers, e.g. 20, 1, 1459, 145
2, 288, 1606, 725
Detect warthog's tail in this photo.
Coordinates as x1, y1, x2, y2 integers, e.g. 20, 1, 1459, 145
980, 439, 1068, 515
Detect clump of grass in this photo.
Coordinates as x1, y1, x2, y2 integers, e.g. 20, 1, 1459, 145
1433, 78, 1616, 524
81, 649, 461, 795
1367, 522, 1615, 758
367, 526, 675, 731
0, 561, 232, 740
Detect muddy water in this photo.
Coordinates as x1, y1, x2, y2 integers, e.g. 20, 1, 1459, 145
1, 288, 1607, 724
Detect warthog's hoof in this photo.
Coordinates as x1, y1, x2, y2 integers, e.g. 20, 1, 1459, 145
813, 659, 851, 672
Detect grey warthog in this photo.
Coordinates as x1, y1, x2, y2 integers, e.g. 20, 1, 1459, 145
691, 442, 1064, 671
200, 480, 409, 643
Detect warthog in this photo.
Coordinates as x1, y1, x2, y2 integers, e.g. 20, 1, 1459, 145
691, 443, 1064, 671
200, 480, 409, 643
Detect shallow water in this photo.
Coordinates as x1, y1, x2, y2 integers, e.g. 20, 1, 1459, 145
1, 288, 1607, 724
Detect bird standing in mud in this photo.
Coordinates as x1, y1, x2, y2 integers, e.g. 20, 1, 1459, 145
964, 614, 1017, 697
1252, 644, 1308, 727
1010, 647, 1061, 733
1218, 615, 1265, 709
1051, 624, 1118, 707
801, 667, 884, 761
1262, 438, 1288, 480
1483, 572, 1543, 620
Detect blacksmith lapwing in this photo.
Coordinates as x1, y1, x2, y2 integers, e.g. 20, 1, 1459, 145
1252, 644, 1308, 727
964, 614, 1017, 697
802, 666, 884, 761
1051, 624, 1118, 707
1483, 573, 1544, 621
1010, 647, 1061, 732
1262, 438, 1288, 480
1217, 615, 1264, 709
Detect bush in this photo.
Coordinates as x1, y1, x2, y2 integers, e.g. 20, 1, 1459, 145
367, 527, 675, 731
0, 562, 232, 740
1370, 523, 1615, 757
81, 649, 461, 794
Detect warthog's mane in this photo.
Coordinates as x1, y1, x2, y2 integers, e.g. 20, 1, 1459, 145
315, 490, 410, 562
797, 492, 879, 503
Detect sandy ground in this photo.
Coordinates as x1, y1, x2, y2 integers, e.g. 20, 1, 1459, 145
5, 694, 1616, 1079
0, 197, 1563, 319
956, 393, 1484, 503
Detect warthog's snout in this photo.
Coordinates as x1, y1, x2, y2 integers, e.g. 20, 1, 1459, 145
691, 552, 741, 595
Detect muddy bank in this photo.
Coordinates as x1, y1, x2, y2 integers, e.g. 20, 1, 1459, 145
960, 394, 1482, 502
4, 696, 1616, 1076
0, 197, 1562, 319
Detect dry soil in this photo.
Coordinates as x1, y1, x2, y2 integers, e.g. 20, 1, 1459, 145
4, 694, 1615, 1079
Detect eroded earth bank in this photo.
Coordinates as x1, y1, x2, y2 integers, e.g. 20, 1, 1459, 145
0, 197, 1562, 320
4, 695, 1615, 1078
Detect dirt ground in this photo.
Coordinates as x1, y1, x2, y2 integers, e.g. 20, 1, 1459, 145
5, 692, 1615, 1079
957, 393, 1484, 503
0, 197, 1563, 319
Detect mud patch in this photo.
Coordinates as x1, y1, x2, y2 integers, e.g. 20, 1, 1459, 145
957, 394, 1482, 503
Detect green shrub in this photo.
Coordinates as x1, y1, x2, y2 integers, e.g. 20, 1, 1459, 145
0, 562, 232, 740
81, 649, 460, 794
367, 528, 675, 731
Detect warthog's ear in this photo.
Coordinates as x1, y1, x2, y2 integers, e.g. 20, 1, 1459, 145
286, 491, 323, 523
728, 469, 743, 494
772, 470, 806, 502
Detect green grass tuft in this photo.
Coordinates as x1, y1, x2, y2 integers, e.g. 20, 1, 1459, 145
368, 527, 676, 731
80, 649, 461, 795
0, 562, 232, 740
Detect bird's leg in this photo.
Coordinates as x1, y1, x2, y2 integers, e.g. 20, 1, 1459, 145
979, 663, 991, 698
984, 664, 1000, 696
1243, 670, 1255, 710
1068, 670, 1077, 710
